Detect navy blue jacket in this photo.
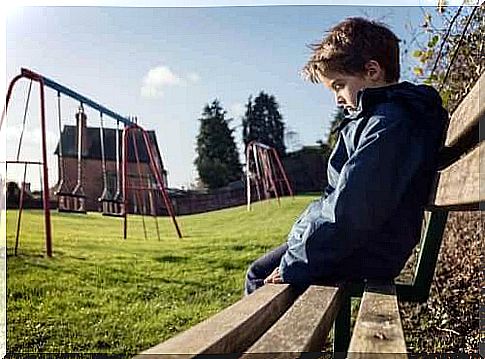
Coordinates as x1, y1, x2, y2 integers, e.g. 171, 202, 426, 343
279, 81, 448, 285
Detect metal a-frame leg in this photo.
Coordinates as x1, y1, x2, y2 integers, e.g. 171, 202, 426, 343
333, 291, 351, 357
407, 210, 449, 302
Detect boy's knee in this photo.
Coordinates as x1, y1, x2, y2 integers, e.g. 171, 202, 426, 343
244, 262, 264, 296
246, 260, 260, 280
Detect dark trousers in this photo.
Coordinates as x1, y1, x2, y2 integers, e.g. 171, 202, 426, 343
244, 243, 288, 296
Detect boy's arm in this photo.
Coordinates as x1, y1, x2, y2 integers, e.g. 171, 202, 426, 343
279, 104, 432, 285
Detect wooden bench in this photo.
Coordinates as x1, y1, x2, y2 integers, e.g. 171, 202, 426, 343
136, 73, 484, 358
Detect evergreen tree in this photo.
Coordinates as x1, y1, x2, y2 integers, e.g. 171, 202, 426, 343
242, 91, 286, 157
194, 100, 243, 189
327, 107, 346, 150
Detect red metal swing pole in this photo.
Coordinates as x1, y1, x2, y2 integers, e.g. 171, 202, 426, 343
122, 125, 129, 239
246, 143, 252, 211
258, 147, 271, 201
1, 74, 23, 132
262, 148, 280, 206
4, 71, 53, 257
252, 144, 262, 202
131, 130, 148, 241
38, 76, 53, 257
140, 144, 161, 241
14, 163, 28, 256
255, 146, 265, 199
140, 127, 182, 239
267, 149, 284, 201
271, 148, 294, 198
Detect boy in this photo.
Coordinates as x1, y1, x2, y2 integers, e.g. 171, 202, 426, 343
245, 17, 448, 295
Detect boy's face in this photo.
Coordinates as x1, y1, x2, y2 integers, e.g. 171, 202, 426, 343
322, 72, 371, 111
321, 61, 389, 111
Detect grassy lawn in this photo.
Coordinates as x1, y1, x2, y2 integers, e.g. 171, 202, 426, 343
6, 195, 318, 355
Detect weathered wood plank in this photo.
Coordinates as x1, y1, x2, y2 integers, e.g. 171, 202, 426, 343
135, 284, 298, 358
445, 71, 485, 147
243, 285, 344, 355
429, 141, 483, 210
347, 283, 407, 359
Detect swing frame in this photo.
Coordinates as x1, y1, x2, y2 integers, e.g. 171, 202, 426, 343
122, 124, 182, 239
3, 68, 183, 256
4, 69, 53, 256
245, 141, 294, 211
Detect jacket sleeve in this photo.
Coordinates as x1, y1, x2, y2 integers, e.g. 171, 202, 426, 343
279, 104, 428, 285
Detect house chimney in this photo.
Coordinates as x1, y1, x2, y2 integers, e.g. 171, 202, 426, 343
71, 106, 88, 201
75, 106, 87, 129
75, 106, 88, 155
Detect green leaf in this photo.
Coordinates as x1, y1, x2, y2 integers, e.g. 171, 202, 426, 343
413, 50, 423, 58
428, 35, 440, 47
413, 67, 424, 76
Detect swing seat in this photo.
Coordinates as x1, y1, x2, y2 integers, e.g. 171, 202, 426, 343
56, 192, 86, 198
57, 192, 87, 214
97, 188, 124, 216
102, 211, 124, 218
99, 195, 124, 217
101, 200, 124, 217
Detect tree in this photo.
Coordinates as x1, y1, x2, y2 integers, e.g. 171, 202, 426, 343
398, 3, 483, 354
408, 3, 484, 112
326, 107, 346, 151
194, 100, 243, 190
6, 181, 20, 206
242, 91, 286, 157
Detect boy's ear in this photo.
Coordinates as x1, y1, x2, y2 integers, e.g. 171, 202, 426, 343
364, 60, 385, 82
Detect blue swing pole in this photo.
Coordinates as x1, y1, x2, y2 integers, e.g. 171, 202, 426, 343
20, 68, 135, 126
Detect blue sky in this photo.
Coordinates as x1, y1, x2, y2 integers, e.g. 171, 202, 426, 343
5, 4, 439, 189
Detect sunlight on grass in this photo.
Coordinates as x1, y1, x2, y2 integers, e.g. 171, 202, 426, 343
7, 195, 317, 354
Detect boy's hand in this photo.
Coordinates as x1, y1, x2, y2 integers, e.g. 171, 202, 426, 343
264, 267, 283, 284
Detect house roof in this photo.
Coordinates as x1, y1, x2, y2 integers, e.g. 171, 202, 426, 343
54, 126, 165, 168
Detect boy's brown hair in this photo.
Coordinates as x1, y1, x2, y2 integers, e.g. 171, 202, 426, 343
302, 17, 401, 84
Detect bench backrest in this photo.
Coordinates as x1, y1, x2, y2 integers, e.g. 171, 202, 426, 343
396, 72, 484, 302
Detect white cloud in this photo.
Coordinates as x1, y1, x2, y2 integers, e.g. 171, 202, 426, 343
141, 66, 201, 98
141, 65, 182, 98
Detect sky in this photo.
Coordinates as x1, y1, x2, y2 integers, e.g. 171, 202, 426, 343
3, 2, 451, 189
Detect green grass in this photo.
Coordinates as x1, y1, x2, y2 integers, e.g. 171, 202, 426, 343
6, 195, 318, 355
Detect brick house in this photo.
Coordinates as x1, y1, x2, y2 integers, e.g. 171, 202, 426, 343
54, 115, 168, 213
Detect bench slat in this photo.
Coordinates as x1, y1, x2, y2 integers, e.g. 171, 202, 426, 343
244, 285, 344, 354
429, 141, 483, 210
445, 72, 484, 148
347, 283, 407, 358
136, 284, 298, 357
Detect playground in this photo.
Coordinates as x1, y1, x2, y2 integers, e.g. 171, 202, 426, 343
6, 196, 314, 354
1, 65, 300, 354
3, 4, 482, 356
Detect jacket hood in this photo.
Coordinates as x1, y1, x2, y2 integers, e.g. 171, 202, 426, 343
336, 81, 446, 132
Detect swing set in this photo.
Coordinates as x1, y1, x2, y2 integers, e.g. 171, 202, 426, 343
2, 68, 182, 257
245, 140, 293, 211
55, 103, 126, 216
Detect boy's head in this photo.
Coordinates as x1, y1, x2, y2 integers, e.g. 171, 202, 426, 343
302, 17, 401, 110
